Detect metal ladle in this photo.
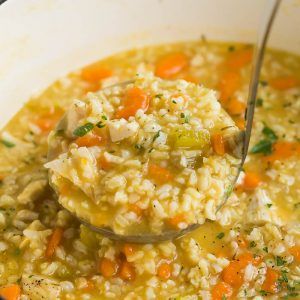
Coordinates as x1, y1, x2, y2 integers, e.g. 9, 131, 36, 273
47, 0, 281, 243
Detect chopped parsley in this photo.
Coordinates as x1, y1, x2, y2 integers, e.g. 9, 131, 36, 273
55, 129, 65, 136
216, 232, 225, 239
153, 131, 161, 142
249, 241, 257, 248
275, 256, 286, 266
294, 202, 300, 209
221, 296, 227, 300
96, 121, 105, 128
155, 94, 163, 99
259, 80, 268, 87
0, 139, 15, 148
263, 246, 269, 253
228, 45, 235, 52
259, 290, 269, 296
134, 144, 143, 150
73, 122, 94, 137
250, 125, 278, 155
266, 203, 273, 208
256, 98, 264, 107
101, 115, 107, 120
180, 113, 190, 123
172, 100, 177, 104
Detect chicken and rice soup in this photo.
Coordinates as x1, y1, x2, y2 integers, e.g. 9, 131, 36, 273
45, 73, 240, 235
0, 41, 299, 299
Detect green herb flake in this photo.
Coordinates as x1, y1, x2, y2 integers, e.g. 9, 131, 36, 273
228, 45, 235, 52
135, 144, 143, 150
263, 246, 269, 253
216, 232, 225, 239
262, 126, 278, 142
55, 129, 65, 136
0, 139, 15, 148
256, 98, 264, 107
155, 94, 163, 99
249, 241, 257, 248
275, 256, 286, 266
266, 203, 273, 208
73, 123, 94, 137
153, 131, 161, 142
260, 80, 268, 87
294, 202, 300, 209
101, 115, 108, 120
250, 139, 273, 155
222, 296, 227, 300
172, 100, 177, 104
96, 122, 105, 128
259, 290, 269, 296
13, 248, 21, 256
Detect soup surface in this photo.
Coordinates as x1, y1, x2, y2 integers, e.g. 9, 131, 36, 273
0, 40, 299, 300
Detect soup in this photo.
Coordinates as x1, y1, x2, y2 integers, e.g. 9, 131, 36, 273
0, 41, 299, 299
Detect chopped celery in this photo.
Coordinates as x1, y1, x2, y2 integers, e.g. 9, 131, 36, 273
171, 129, 210, 149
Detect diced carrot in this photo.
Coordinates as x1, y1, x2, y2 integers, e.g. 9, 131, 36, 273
243, 171, 261, 190
0, 284, 21, 300
123, 244, 135, 258
211, 133, 226, 155
211, 281, 233, 300
181, 74, 199, 83
148, 164, 173, 183
115, 87, 149, 119
264, 141, 300, 163
289, 245, 300, 262
234, 117, 245, 130
218, 71, 241, 104
261, 268, 279, 294
98, 155, 111, 171
128, 204, 143, 218
226, 48, 253, 70
222, 259, 244, 287
167, 213, 185, 228
98, 258, 119, 278
157, 262, 172, 280
82, 279, 95, 291
222, 253, 261, 287
155, 53, 188, 79
237, 235, 248, 249
226, 98, 246, 116
81, 62, 113, 84
119, 261, 135, 281
269, 76, 299, 90
75, 133, 104, 147
45, 227, 63, 258
34, 109, 63, 133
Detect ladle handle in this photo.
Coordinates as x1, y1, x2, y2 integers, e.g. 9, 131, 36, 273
242, 0, 281, 163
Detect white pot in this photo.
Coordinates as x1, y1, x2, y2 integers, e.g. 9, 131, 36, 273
0, 0, 299, 127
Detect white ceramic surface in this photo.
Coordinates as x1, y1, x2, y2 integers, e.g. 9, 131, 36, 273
0, 0, 299, 128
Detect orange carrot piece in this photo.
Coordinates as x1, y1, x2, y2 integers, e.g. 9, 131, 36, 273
289, 245, 300, 262
234, 117, 245, 130
261, 268, 279, 294
45, 227, 63, 258
218, 71, 241, 104
237, 235, 248, 249
211, 134, 226, 155
155, 53, 188, 79
115, 87, 149, 119
75, 133, 104, 147
181, 74, 199, 83
119, 261, 135, 281
81, 62, 113, 83
211, 281, 233, 300
264, 141, 300, 163
148, 164, 173, 183
226, 98, 246, 116
98, 155, 111, 171
123, 244, 135, 258
269, 76, 299, 90
222, 253, 261, 287
243, 171, 261, 190
128, 204, 143, 218
226, 48, 253, 70
34, 109, 63, 133
168, 213, 185, 228
157, 263, 172, 280
98, 258, 119, 278
0, 284, 21, 300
